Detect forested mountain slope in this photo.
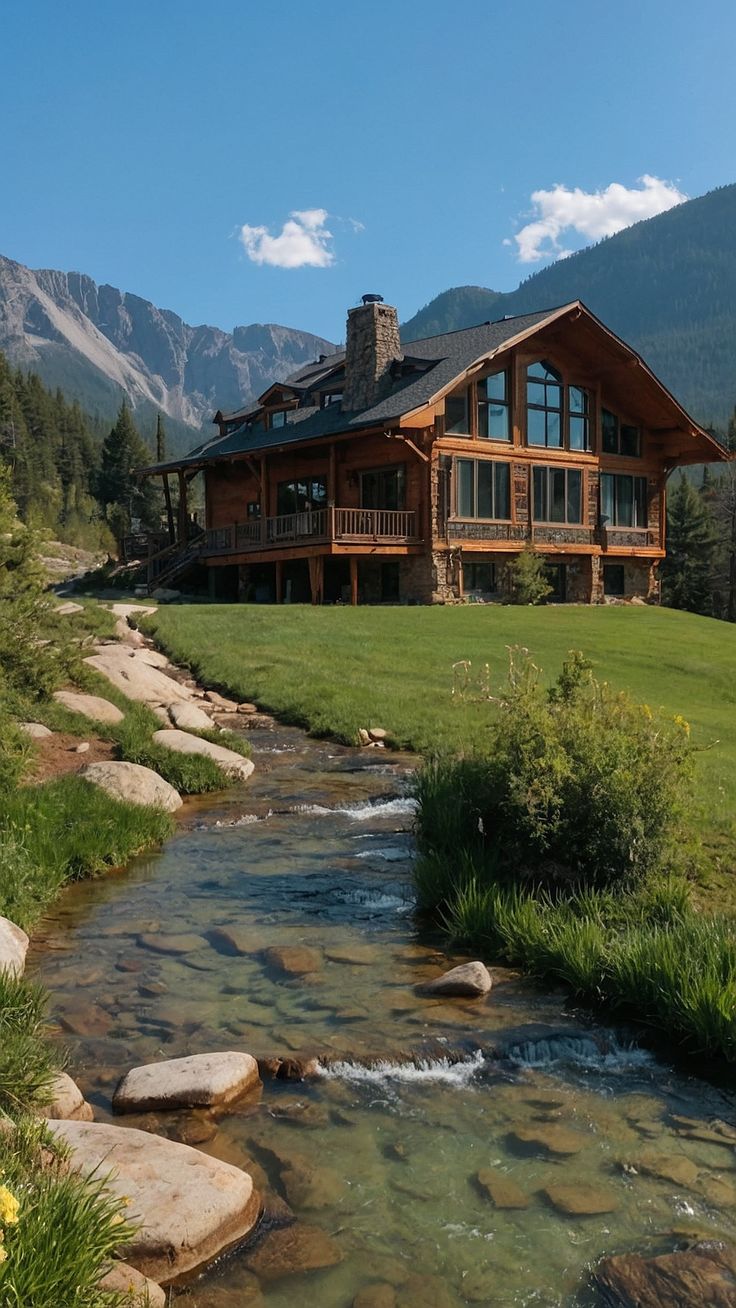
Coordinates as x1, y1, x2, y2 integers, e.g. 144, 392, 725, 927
402, 184, 736, 427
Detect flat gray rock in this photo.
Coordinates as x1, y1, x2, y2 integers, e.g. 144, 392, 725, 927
46, 1072, 94, 1122
84, 647, 193, 707
168, 701, 214, 731
54, 689, 125, 725
152, 729, 254, 780
81, 760, 183, 812
420, 961, 492, 998
20, 721, 53, 738
55, 601, 84, 615
48, 1120, 260, 1284
113, 1051, 261, 1113
0, 915, 29, 977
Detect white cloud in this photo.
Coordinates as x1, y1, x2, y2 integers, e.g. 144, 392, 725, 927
512, 175, 687, 263
239, 208, 335, 268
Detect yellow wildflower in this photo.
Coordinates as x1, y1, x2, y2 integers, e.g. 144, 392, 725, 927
0, 1186, 19, 1226
674, 714, 691, 736
0, 1246, 6, 1264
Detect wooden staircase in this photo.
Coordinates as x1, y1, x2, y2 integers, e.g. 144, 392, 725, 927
146, 532, 204, 593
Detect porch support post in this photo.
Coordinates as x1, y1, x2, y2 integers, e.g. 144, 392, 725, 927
260, 454, 268, 545
177, 470, 188, 544
328, 443, 336, 503
350, 556, 358, 606
275, 559, 283, 604
308, 555, 324, 605
162, 473, 175, 543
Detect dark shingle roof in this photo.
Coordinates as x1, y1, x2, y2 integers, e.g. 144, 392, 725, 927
142, 305, 569, 473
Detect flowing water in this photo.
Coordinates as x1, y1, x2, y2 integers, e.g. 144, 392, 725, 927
28, 724, 736, 1307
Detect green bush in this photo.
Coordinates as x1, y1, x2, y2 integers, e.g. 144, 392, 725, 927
416, 648, 694, 891
504, 546, 553, 605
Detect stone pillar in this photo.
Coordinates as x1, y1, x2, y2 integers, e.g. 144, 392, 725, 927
342, 298, 402, 412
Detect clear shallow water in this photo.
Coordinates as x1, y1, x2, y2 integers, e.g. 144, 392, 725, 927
29, 725, 736, 1307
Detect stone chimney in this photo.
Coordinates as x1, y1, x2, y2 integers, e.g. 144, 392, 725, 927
341, 294, 402, 412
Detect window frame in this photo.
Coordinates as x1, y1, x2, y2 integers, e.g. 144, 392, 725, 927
444, 387, 471, 436
532, 465, 584, 525
477, 369, 511, 442
359, 464, 407, 511
276, 476, 328, 516
526, 360, 564, 449
599, 473, 648, 528
463, 557, 498, 595
454, 458, 511, 521
601, 407, 641, 457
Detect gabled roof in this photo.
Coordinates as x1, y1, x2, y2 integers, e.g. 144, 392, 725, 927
141, 301, 727, 474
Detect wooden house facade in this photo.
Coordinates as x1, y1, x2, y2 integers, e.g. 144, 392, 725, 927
142, 296, 726, 603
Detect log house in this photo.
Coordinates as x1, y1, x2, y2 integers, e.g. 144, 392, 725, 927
140, 296, 727, 603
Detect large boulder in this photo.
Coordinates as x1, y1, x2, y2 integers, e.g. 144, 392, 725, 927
168, 701, 215, 731
420, 961, 492, 998
54, 689, 124, 725
0, 915, 29, 977
113, 1052, 260, 1113
151, 729, 254, 781
594, 1242, 736, 1306
83, 648, 192, 707
47, 1120, 260, 1284
81, 761, 183, 812
46, 1072, 94, 1122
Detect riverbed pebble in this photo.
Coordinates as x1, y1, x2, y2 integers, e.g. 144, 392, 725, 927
244, 1221, 342, 1281
113, 1051, 261, 1113
543, 1182, 619, 1215
263, 944, 322, 976
48, 1119, 260, 1284
509, 1124, 587, 1156
475, 1167, 529, 1208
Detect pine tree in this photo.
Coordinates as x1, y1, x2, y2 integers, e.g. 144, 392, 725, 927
727, 406, 736, 453
661, 474, 718, 616
97, 402, 160, 538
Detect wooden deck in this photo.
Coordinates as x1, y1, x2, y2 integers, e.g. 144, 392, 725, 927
203, 506, 420, 556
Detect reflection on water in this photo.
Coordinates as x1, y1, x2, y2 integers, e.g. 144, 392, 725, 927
28, 726, 736, 1306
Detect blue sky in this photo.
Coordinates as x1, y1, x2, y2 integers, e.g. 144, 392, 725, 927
2, 0, 734, 342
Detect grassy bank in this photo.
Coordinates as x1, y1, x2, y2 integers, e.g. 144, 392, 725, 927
146, 602, 736, 846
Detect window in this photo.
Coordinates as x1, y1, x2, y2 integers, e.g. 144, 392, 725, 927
600, 474, 648, 527
568, 386, 591, 450
361, 465, 406, 510
533, 467, 583, 523
602, 408, 641, 457
445, 388, 470, 435
321, 392, 342, 408
478, 370, 510, 441
270, 410, 288, 429
276, 477, 327, 516
456, 459, 510, 519
246, 500, 260, 519
527, 361, 563, 448
464, 559, 497, 594
546, 563, 567, 602
603, 564, 626, 597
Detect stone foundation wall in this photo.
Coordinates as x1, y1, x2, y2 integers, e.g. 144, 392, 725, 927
602, 558, 660, 603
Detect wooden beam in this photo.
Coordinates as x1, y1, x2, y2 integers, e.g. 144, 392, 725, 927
399, 436, 429, 464
328, 443, 336, 502
275, 559, 283, 604
350, 557, 358, 606
308, 555, 324, 605
162, 473, 175, 543
177, 470, 188, 544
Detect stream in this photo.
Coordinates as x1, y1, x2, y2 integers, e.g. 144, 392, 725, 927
28, 721, 736, 1307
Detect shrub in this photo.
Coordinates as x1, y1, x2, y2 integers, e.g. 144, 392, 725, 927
504, 546, 553, 605
0, 973, 59, 1117
113, 704, 230, 793
416, 648, 694, 891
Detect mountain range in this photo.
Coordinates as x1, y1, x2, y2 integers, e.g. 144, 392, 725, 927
0, 255, 335, 452
1, 181, 735, 451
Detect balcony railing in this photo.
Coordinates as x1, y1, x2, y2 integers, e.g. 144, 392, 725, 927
446, 520, 659, 549
203, 506, 419, 555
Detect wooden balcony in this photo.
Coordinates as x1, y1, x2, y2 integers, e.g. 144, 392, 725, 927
203, 506, 420, 556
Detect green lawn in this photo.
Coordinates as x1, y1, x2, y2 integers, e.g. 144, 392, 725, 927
147, 602, 735, 833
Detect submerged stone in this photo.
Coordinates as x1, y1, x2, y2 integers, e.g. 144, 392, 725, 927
243, 1222, 342, 1280
631, 1149, 699, 1189
543, 1182, 618, 1215
98, 1261, 166, 1306
509, 1124, 587, 1156
475, 1167, 529, 1208
138, 932, 205, 955
354, 1286, 397, 1308
263, 945, 322, 976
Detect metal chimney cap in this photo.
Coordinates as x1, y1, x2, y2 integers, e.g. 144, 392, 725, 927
361, 293, 384, 305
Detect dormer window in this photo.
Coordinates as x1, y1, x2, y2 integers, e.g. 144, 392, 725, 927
321, 393, 342, 408
270, 410, 288, 429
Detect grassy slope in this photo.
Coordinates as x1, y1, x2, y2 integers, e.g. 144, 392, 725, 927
147, 602, 736, 820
